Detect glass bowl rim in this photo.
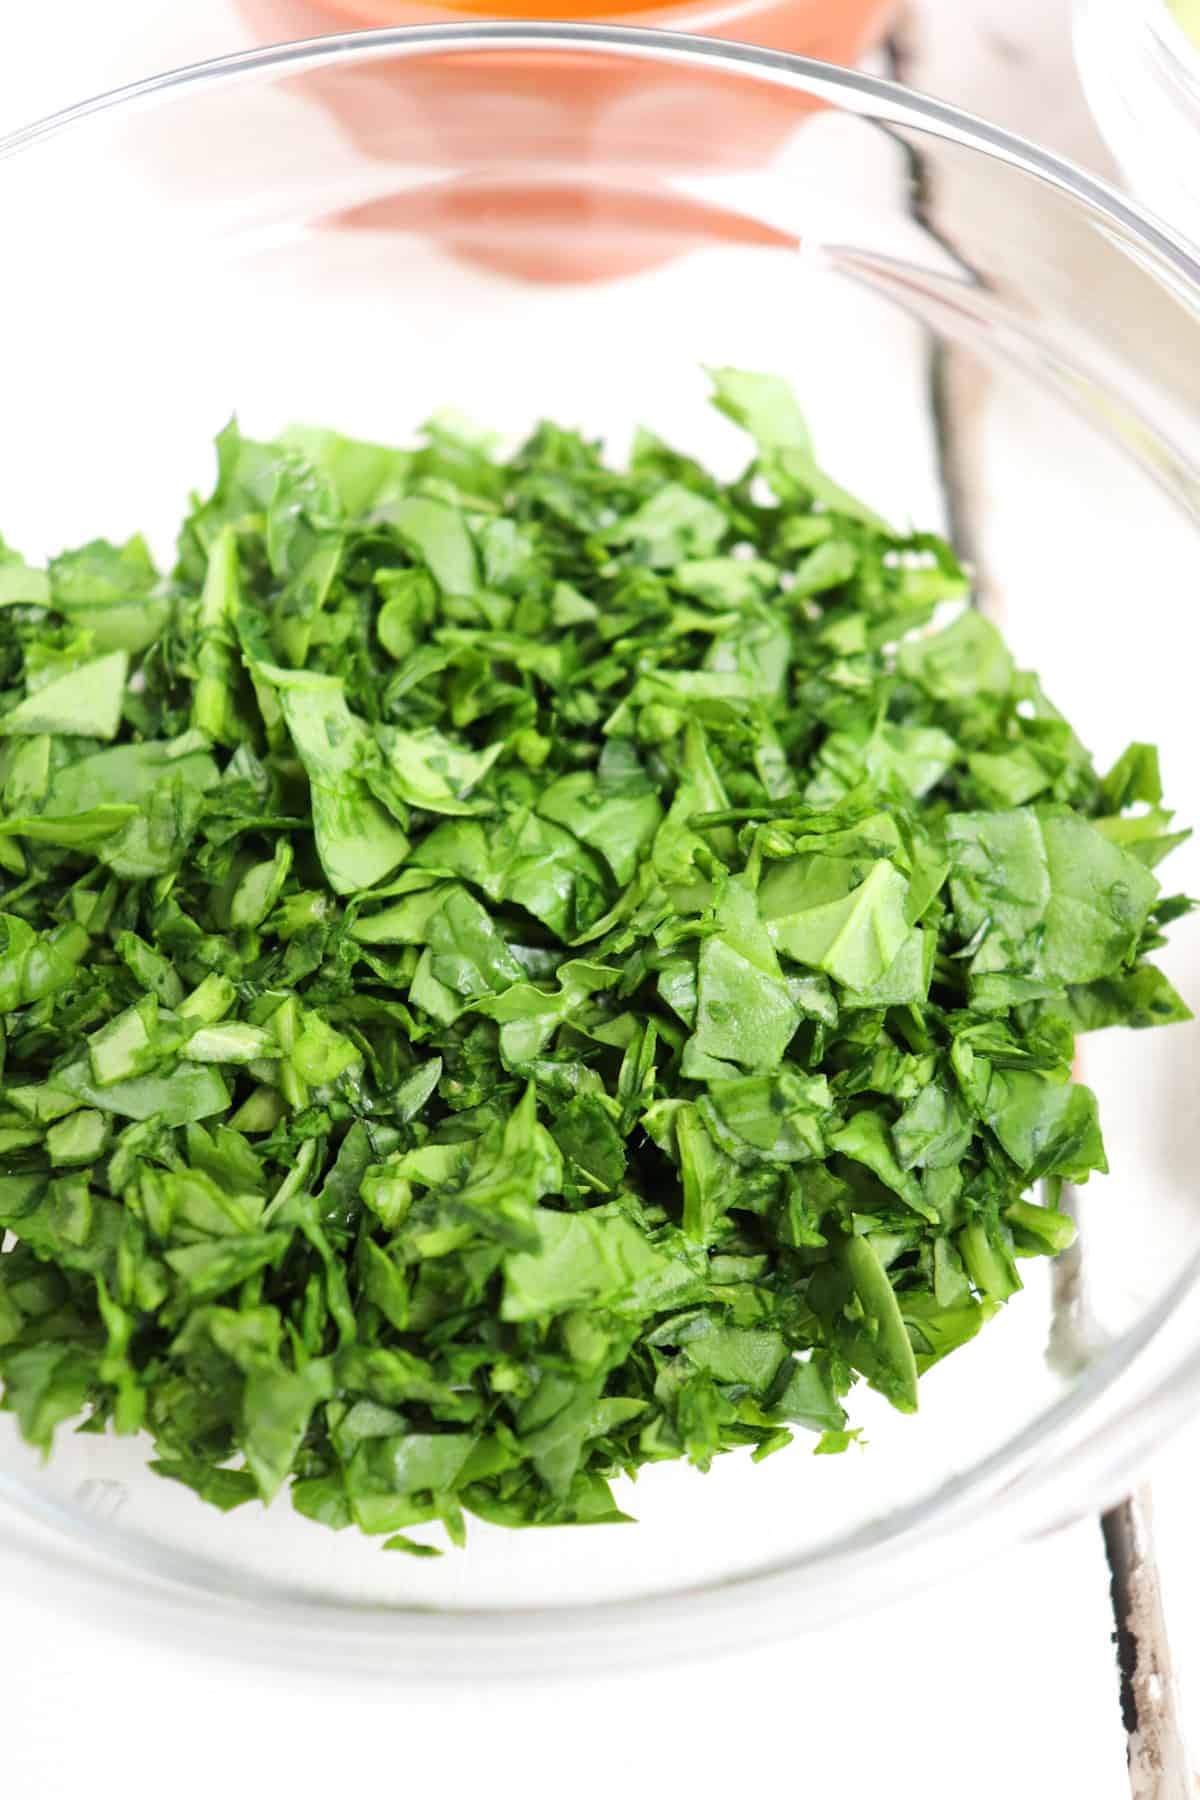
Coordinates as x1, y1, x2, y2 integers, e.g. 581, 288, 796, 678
1, 20, 1200, 1674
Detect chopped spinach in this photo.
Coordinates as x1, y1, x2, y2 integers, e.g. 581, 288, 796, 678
0, 371, 1190, 1550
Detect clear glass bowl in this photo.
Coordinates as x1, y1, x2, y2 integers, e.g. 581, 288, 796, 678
1, 23, 1199, 1680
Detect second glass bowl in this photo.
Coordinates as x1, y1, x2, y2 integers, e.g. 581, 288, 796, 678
1077, 0, 1200, 239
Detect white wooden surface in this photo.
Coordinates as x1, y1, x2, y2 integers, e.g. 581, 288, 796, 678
0, 4, 1194, 1796
2, 1526, 1127, 1800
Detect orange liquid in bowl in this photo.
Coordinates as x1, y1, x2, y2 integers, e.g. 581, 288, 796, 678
297, 0, 897, 61
238, 0, 900, 279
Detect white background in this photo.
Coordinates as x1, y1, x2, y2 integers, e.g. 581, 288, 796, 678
1, 4, 1197, 1797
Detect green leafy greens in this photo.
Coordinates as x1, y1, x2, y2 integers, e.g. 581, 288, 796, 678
0, 372, 1190, 1552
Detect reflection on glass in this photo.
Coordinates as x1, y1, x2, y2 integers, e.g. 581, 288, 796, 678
237, 2, 896, 279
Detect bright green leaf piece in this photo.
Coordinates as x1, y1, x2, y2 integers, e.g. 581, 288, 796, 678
0, 650, 128, 740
